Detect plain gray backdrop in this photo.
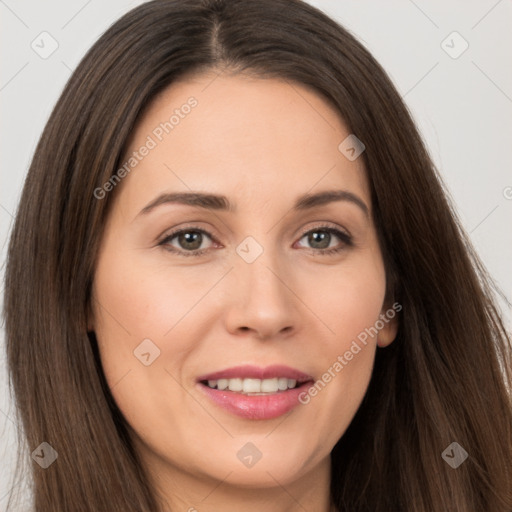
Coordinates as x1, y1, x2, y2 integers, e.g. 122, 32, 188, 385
1, 0, 511, 508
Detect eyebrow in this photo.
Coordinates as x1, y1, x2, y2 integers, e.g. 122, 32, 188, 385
136, 189, 369, 218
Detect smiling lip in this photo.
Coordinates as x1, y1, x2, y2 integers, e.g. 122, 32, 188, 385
196, 364, 313, 382
196, 365, 314, 420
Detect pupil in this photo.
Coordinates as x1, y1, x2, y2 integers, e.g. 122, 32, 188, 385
179, 232, 202, 250
309, 231, 330, 249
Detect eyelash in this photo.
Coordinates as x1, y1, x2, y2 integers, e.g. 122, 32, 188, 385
158, 224, 353, 258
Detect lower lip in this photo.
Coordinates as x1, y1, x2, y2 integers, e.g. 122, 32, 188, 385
197, 382, 313, 420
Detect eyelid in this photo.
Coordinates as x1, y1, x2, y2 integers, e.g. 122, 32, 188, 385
296, 221, 350, 239
158, 223, 219, 243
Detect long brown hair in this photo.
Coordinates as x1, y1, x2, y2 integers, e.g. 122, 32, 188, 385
4, 0, 512, 510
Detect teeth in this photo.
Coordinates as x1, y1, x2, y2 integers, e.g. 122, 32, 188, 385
261, 378, 278, 393
228, 378, 243, 392
243, 378, 261, 393
205, 377, 301, 393
217, 378, 229, 390
277, 377, 288, 390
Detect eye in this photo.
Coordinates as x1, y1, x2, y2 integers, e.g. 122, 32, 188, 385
296, 225, 353, 255
158, 224, 353, 257
159, 228, 216, 256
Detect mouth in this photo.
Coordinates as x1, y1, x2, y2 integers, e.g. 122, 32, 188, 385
196, 365, 315, 420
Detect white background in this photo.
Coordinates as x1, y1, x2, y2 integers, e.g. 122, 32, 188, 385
1, 0, 511, 507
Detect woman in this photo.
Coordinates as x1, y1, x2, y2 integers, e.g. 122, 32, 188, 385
4, 0, 512, 510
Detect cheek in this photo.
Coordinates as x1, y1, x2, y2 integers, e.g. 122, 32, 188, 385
293, 252, 386, 439
91, 243, 233, 414
92, 247, 214, 358
90, 249, 208, 446
304, 251, 386, 355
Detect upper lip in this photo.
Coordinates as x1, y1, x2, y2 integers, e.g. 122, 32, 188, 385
197, 365, 314, 383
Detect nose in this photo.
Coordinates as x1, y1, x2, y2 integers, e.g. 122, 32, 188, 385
222, 249, 301, 341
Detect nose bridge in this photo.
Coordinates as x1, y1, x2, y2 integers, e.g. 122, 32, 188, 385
223, 235, 299, 337
236, 239, 289, 307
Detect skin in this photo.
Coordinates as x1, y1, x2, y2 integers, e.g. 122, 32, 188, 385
89, 72, 398, 512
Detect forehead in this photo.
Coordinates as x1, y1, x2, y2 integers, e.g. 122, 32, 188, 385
116, 72, 370, 214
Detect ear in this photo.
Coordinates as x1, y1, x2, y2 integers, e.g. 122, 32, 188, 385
376, 302, 400, 348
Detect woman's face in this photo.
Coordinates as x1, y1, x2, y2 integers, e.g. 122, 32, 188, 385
90, 73, 397, 496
